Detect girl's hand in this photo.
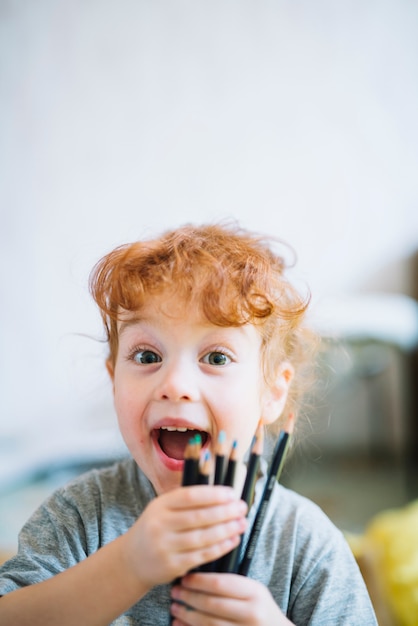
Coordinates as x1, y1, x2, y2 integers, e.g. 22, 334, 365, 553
170, 572, 294, 626
122, 486, 248, 589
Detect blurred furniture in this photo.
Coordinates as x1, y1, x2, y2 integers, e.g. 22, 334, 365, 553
309, 293, 418, 496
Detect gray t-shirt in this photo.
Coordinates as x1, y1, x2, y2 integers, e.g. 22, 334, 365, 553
0, 458, 377, 625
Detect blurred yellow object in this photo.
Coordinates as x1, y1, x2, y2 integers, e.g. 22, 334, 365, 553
347, 500, 418, 626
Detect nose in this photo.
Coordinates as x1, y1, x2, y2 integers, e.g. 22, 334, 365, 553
156, 358, 200, 402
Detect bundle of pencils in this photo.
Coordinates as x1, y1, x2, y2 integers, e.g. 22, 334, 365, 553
237, 413, 294, 576
180, 414, 294, 576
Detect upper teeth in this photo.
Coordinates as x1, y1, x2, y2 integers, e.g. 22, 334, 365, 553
160, 426, 190, 432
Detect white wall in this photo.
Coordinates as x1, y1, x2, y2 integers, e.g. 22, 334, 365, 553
1, 1, 418, 474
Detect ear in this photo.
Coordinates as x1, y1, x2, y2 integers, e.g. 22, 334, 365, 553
106, 358, 115, 393
260, 362, 294, 426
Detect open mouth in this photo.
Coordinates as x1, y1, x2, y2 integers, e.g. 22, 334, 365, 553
157, 427, 209, 461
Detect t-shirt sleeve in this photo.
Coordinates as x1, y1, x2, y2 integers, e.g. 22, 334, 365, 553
0, 487, 97, 595
0, 459, 146, 599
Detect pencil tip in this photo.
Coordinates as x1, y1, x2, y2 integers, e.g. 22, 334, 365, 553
251, 423, 264, 455
284, 413, 295, 434
218, 430, 226, 443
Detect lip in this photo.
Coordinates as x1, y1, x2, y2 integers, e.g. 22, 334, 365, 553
152, 430, 184, 471
151, 418, 211, 472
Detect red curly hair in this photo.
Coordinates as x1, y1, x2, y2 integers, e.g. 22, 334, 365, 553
89, 222, 316, 429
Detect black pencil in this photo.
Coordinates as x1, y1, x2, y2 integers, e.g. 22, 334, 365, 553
240, 423, 264, 509
197, 450, 212, 484
214, 430, 227, 485
238, 413, 294, 577
218, 423, 264, 573
223, 439, 238, 487
198, 431, 230, 570
170, 434, 204, 620
209, 438, 240, 572
182, 434, 201, 486
192, 449, 213, 573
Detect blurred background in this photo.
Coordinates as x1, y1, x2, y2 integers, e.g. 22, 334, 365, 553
1, 1, 418, 620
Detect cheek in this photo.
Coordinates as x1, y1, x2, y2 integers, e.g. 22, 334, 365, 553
113, 387, 142, 431
217, 382, 263, 435
234, 369, 264, 409
115, 396, 148, 453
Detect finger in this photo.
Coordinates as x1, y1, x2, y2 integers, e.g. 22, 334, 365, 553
174, 517, 247, 554
180, 572, 254, 599
171, 612, 198, 626
173, 574, 278, 623
167, 485, 241, 511
168, 499, 248, 533
174, 533, 243, 575
171, 597, 234, 626
171, 577, 256, 624
170, 600, 216, 626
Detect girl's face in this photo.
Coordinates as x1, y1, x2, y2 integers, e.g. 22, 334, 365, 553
107, 292, 292, 495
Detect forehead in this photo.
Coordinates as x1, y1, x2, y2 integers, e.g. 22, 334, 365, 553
117, 290, 202, 328
117, 292, 262, 346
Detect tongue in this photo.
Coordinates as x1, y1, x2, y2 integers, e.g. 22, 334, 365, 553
159, 430, 200, 460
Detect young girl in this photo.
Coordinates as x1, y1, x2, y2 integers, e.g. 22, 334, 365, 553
0, 222, 377, 625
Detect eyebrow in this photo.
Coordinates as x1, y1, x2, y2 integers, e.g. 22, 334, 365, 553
118, 317, 144, 336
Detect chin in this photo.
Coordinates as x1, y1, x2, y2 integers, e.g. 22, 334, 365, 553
153, 474, 182, 495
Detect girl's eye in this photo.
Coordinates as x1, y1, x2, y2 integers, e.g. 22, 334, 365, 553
202, 351, 231, 366
132, 350, 162, 365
